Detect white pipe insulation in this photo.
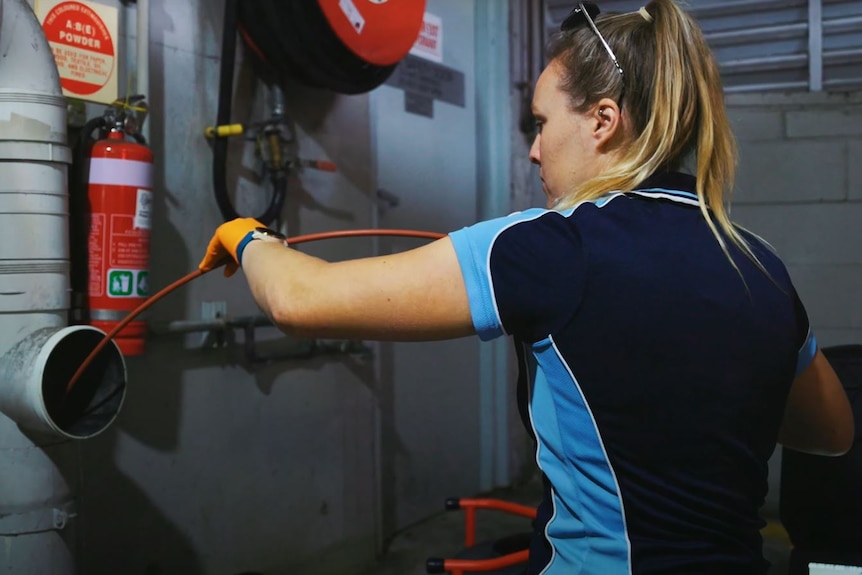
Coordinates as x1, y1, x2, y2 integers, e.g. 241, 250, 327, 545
0, 0, 127, 571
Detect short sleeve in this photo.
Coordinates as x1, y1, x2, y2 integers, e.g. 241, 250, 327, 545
449, 208, 588, 342
793, 290, 816, 376
796, 329, 817, 376
746, 230, 817, 377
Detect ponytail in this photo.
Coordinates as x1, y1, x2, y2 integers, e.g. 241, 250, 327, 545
548, 0, 764, 275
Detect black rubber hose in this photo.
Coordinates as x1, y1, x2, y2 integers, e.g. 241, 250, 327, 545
280, 0, 396, 95
212, 0, 240, 222
238, 2, 311, 87
238, 0, 397, 95
212, 0, 285, 224
216, 0, 405, 224
257, 171, 287, 225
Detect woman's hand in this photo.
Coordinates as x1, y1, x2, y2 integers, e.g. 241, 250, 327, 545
198, 217, 264, 276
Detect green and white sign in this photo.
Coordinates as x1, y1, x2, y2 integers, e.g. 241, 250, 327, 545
107, 269, 149, 298
136, 271, 149, 296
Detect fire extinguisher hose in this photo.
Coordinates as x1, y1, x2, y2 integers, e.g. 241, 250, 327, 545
65, 228, 447, 396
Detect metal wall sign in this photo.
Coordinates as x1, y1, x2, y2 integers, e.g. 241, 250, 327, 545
384, 54, 466, 118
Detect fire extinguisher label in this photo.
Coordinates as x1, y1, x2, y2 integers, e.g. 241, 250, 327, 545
107, 269, 148, 298
134, 189, 153, 230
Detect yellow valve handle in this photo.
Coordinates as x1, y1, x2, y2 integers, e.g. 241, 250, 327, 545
205, 123, 245, 139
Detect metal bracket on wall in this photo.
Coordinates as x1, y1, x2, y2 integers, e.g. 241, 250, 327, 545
149, 314, 372, 366
376, 188, 400, 214
0, 501, 77, 535
200, 301, 229, 348
240, 323, 371, 365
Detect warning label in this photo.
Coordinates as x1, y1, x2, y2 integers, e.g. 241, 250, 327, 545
37, 0, 118, 103
409, 12, 443, 63
88, 213, 106, 297
88, 209, 150, 299
109, 213, 150, 269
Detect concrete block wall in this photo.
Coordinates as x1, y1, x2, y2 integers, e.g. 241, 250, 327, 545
729, 91, 862, 347
727, 90, 862, 514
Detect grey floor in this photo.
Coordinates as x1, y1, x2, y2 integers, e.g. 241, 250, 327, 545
358, 473, 793, 575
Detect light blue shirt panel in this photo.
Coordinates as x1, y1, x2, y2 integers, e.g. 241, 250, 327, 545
530, 337, 631, 574
795, 330, 817, 376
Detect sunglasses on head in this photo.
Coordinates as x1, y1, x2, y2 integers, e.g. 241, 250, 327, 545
561, 2, 625, 106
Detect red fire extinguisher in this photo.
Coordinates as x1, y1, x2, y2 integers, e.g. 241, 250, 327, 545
86, 128, 153, 356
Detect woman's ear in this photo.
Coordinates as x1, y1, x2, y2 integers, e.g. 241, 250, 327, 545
593, 97, 622, 150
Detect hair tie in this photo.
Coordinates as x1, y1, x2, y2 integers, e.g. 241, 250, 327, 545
639, 6, 653, 23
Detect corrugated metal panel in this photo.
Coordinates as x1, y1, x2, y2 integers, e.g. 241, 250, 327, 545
823, 0, 862, 90
544, 0, 862, 93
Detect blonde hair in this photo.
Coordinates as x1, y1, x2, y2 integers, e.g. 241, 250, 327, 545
548, 0, 760, 272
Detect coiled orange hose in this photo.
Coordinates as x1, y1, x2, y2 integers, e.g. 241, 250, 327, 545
64, 228, 446, 396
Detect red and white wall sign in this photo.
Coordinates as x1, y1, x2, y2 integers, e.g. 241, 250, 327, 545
409, 12, 443, 63
35, 0, 119, 103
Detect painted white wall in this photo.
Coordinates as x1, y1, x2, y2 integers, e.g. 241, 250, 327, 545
78, 2, 379, 573
69, 1, 515, 574
371, 0, 484, 535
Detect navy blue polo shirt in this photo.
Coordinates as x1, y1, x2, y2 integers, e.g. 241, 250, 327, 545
449, 173, 816, 575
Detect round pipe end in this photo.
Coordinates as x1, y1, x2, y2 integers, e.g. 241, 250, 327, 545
0, 326, 127, 439
41, 326, 127, 439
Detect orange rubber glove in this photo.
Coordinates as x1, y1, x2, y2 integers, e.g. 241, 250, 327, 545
199, 217, 265, 277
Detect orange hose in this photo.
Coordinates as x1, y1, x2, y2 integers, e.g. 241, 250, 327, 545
288, 229, 444, 244
64, 269, 205, 395
64, 228, 446, 396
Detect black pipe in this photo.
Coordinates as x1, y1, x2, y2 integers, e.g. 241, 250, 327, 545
212, 0, 285, 224
212, 0, 240, 222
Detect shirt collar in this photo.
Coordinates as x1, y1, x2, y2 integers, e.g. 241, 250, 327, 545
633, 171, 697, 195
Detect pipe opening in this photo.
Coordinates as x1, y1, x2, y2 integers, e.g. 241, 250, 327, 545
41, 329, 126, 438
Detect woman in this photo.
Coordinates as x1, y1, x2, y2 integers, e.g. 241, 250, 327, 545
200, 1, 853, 573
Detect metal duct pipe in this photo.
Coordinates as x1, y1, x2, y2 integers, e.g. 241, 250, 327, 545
0, 0, 127, 571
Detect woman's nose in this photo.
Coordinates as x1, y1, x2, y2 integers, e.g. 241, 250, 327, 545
529, 136, 540, 165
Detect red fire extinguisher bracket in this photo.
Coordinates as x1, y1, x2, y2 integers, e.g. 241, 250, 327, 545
87, 130, 154, 356
316, 0, 427, 67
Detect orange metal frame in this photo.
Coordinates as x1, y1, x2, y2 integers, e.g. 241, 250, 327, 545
426, 498, 537, 575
